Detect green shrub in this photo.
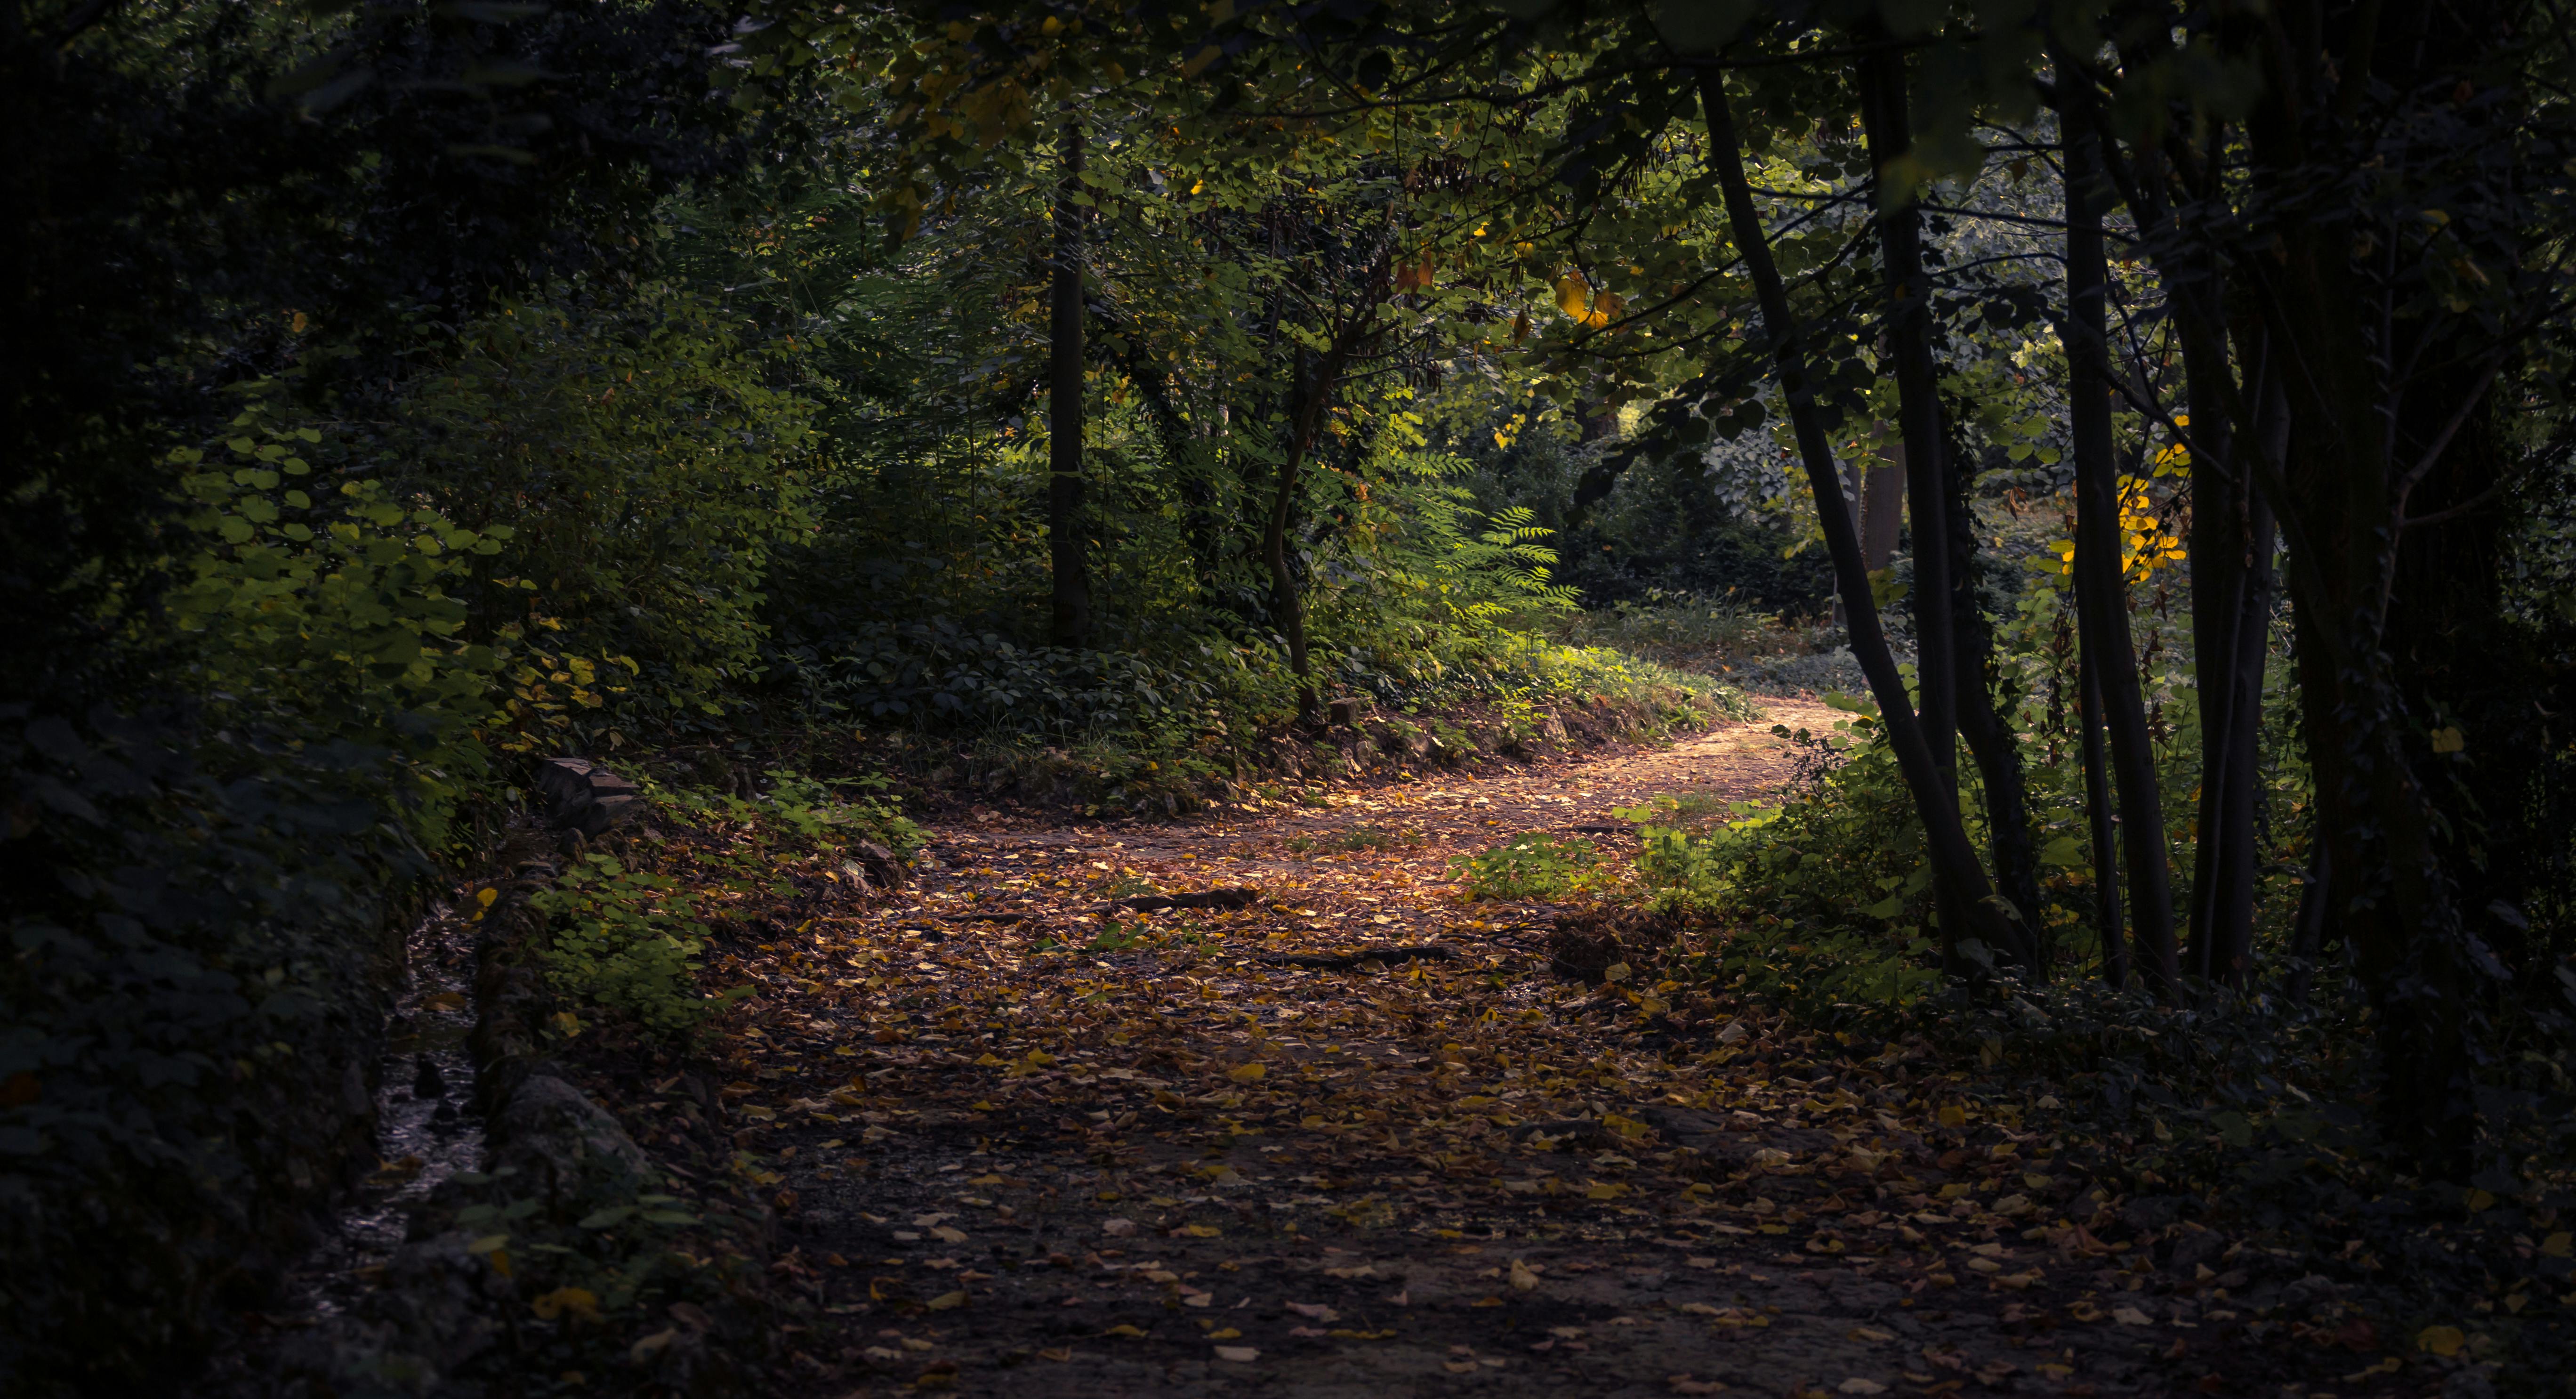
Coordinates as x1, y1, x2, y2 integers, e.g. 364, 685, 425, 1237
166, 391, 511, 848
384, 286, 819, 739
530, 855, 735, 1033
1451, 833, 1610, 901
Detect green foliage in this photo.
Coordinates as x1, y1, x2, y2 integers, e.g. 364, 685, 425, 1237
530, 855, 735, 1033
166, 391, 511, 848
385, 287, 819, 739
1451, 833, 1608, 901
373, 1159, 783, 1394
645, 767, 926, 861
1626, 711, 1929, 926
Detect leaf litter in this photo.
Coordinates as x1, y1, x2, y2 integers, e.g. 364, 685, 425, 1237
622, 704, 2440, 1396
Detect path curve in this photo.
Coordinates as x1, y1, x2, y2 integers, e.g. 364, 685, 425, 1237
718, 700, 2188, 1397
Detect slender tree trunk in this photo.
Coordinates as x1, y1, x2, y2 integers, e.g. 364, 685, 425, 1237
2286, 841, 2329, 1004
1856, 49, 2013, 962
2061, 96, 2182, 994
1948, 426, 2045, 950
1047, 120, 1092, 648
1862, 437, 1904, 570
2077, 638, 2128, 988
1699, 72, 2032, 969
1854, 50, 1959, 787
2183, 345, 2250, 986
1264, 346, 1342, 719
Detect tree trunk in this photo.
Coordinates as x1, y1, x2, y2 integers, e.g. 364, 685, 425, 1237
1862, 437, 1904, 571
1948, 424, 2045, 951
1700, 72, 2032, 969
1856, 49, 2014, 963
1047, 119, 1092, 648
1264, 346, 1339, 719
2078, 639, 2128, 988
2183, 353, 2249, 985
2061, 93, 2182, 995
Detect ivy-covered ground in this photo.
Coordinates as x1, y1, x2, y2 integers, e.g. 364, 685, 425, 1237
467, 700, 2522, 1399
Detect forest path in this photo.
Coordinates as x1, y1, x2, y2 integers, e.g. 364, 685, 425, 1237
728, 700, 2184, 1398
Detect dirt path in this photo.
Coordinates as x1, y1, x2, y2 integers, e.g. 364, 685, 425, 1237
715, 702, 2206, 1397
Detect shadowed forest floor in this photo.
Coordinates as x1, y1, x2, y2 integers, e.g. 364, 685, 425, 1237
607, 704, 2401, 1399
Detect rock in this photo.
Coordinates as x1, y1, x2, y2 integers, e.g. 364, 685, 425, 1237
852, 840, 905, 891
1327, 695, 1370, 727
534, 757, 645, 837
1538, 712, 1569, 743
2122, 1193, 2191, 1232
2278, 1273, 2342, 1311
487, 1069, 652, 1179
2166, 1225, 2227, 1273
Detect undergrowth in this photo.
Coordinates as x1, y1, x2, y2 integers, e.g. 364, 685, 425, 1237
529, 767, 926, 1040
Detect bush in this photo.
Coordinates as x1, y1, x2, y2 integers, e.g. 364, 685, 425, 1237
1452, 833, 1610, 901
530, 855, 732, 1033
1, 396, 517, 1389
382, 286, 819, 738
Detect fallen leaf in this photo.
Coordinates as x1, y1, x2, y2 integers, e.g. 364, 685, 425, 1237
531, 1286, 601, 1322
1214, 1345, 1260, 1362
1285, 1302, 1340, 1323
2417, 1325, 2466, 1358
1839, 1382, 1888, 1396
1509, 1258, 1541, 1291
2112, 1307, 2154, 1326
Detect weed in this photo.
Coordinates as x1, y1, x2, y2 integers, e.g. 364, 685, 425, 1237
1452, 833, 1609, 900
530, 855, 746, 1033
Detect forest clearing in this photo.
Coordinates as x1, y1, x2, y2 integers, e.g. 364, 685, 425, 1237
10, 0, 2576, 1395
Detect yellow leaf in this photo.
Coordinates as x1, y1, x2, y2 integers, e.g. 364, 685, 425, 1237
1103, 1323, 1148, 1338
928, 1290, 967, 1310
2417, 1325, 2466, 1357
1508, 1258, 1540, 1291
2539, 1231, 2571, 1257
1554, 273, 1591, 321
2465, 1188, 2495, 1211
1938, 1105, 1966, 1129
532, 1286, 602, 1322
1177, 1223, 1223, 1237
1180, 44, 1221, 77
1227, 1062, 1266, 1082
2431, 727, 2466, 754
